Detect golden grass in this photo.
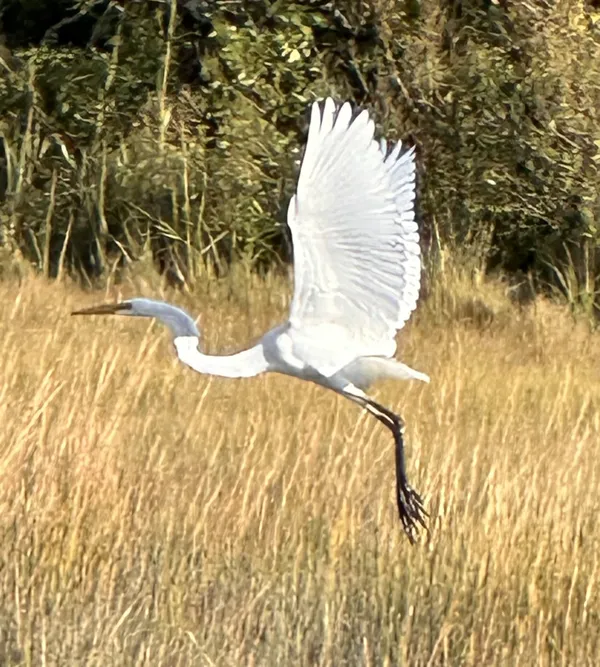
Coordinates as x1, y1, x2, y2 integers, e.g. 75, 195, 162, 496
0, 272, 599, 666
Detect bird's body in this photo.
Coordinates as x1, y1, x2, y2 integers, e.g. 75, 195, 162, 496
73, 98, 430, 542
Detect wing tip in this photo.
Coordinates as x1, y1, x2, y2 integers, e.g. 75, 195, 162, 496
311, 97, 378, 135
310, 99, 418, 159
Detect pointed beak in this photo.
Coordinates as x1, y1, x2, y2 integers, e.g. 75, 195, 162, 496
71, 302, 132, 316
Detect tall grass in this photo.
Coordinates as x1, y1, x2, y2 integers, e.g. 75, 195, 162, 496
0, 271, 599, 665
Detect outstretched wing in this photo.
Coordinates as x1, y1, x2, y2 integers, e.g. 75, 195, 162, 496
286, 98, 421, 376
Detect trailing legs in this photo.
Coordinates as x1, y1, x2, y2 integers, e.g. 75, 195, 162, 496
347, 391, 428, 543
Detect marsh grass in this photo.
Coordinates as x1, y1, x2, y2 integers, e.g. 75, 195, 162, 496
0, 271, 599, 665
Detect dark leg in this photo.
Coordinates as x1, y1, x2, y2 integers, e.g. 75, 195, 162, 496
348, 393, 428, 543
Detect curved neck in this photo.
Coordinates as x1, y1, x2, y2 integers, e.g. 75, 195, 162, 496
173, 336, 268, 378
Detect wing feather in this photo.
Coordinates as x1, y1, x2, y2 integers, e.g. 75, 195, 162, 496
287, 99, 421, 376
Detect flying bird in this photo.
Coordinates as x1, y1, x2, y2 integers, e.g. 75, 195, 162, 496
73, 98, 430, 542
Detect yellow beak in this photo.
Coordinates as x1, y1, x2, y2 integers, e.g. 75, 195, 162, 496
71, 302, 132, 316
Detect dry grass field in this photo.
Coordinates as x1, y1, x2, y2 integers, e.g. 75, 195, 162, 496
0, 269, 599, 666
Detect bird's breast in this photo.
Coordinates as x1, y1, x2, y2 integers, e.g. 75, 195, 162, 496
261, 326, 307, 375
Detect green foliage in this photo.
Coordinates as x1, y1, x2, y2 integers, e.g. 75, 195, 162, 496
1, 0, 600, 305
390, 0, 600, 307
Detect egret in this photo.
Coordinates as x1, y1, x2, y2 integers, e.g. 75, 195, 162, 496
72, 98, 430, 542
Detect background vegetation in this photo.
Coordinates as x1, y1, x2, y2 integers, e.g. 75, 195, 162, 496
1, 0, 600, 308
0, 272, 599, 665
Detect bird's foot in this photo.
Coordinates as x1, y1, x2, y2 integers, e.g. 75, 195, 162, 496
397, 483, 428, 544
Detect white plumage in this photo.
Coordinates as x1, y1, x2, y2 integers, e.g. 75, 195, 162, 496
286, 98, 423, 379
73, 98, 429, 543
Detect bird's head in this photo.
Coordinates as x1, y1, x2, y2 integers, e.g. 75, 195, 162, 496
71, 298, 200, 338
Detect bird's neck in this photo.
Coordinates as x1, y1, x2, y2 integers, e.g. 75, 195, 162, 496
173, 336, 268, 378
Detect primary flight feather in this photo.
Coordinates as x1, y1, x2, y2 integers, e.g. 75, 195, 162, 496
73, 98, 429, 542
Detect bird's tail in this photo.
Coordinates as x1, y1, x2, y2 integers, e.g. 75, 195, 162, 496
342, 356, 430, 390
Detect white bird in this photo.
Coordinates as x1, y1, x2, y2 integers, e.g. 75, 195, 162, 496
72, 98, 430, 542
